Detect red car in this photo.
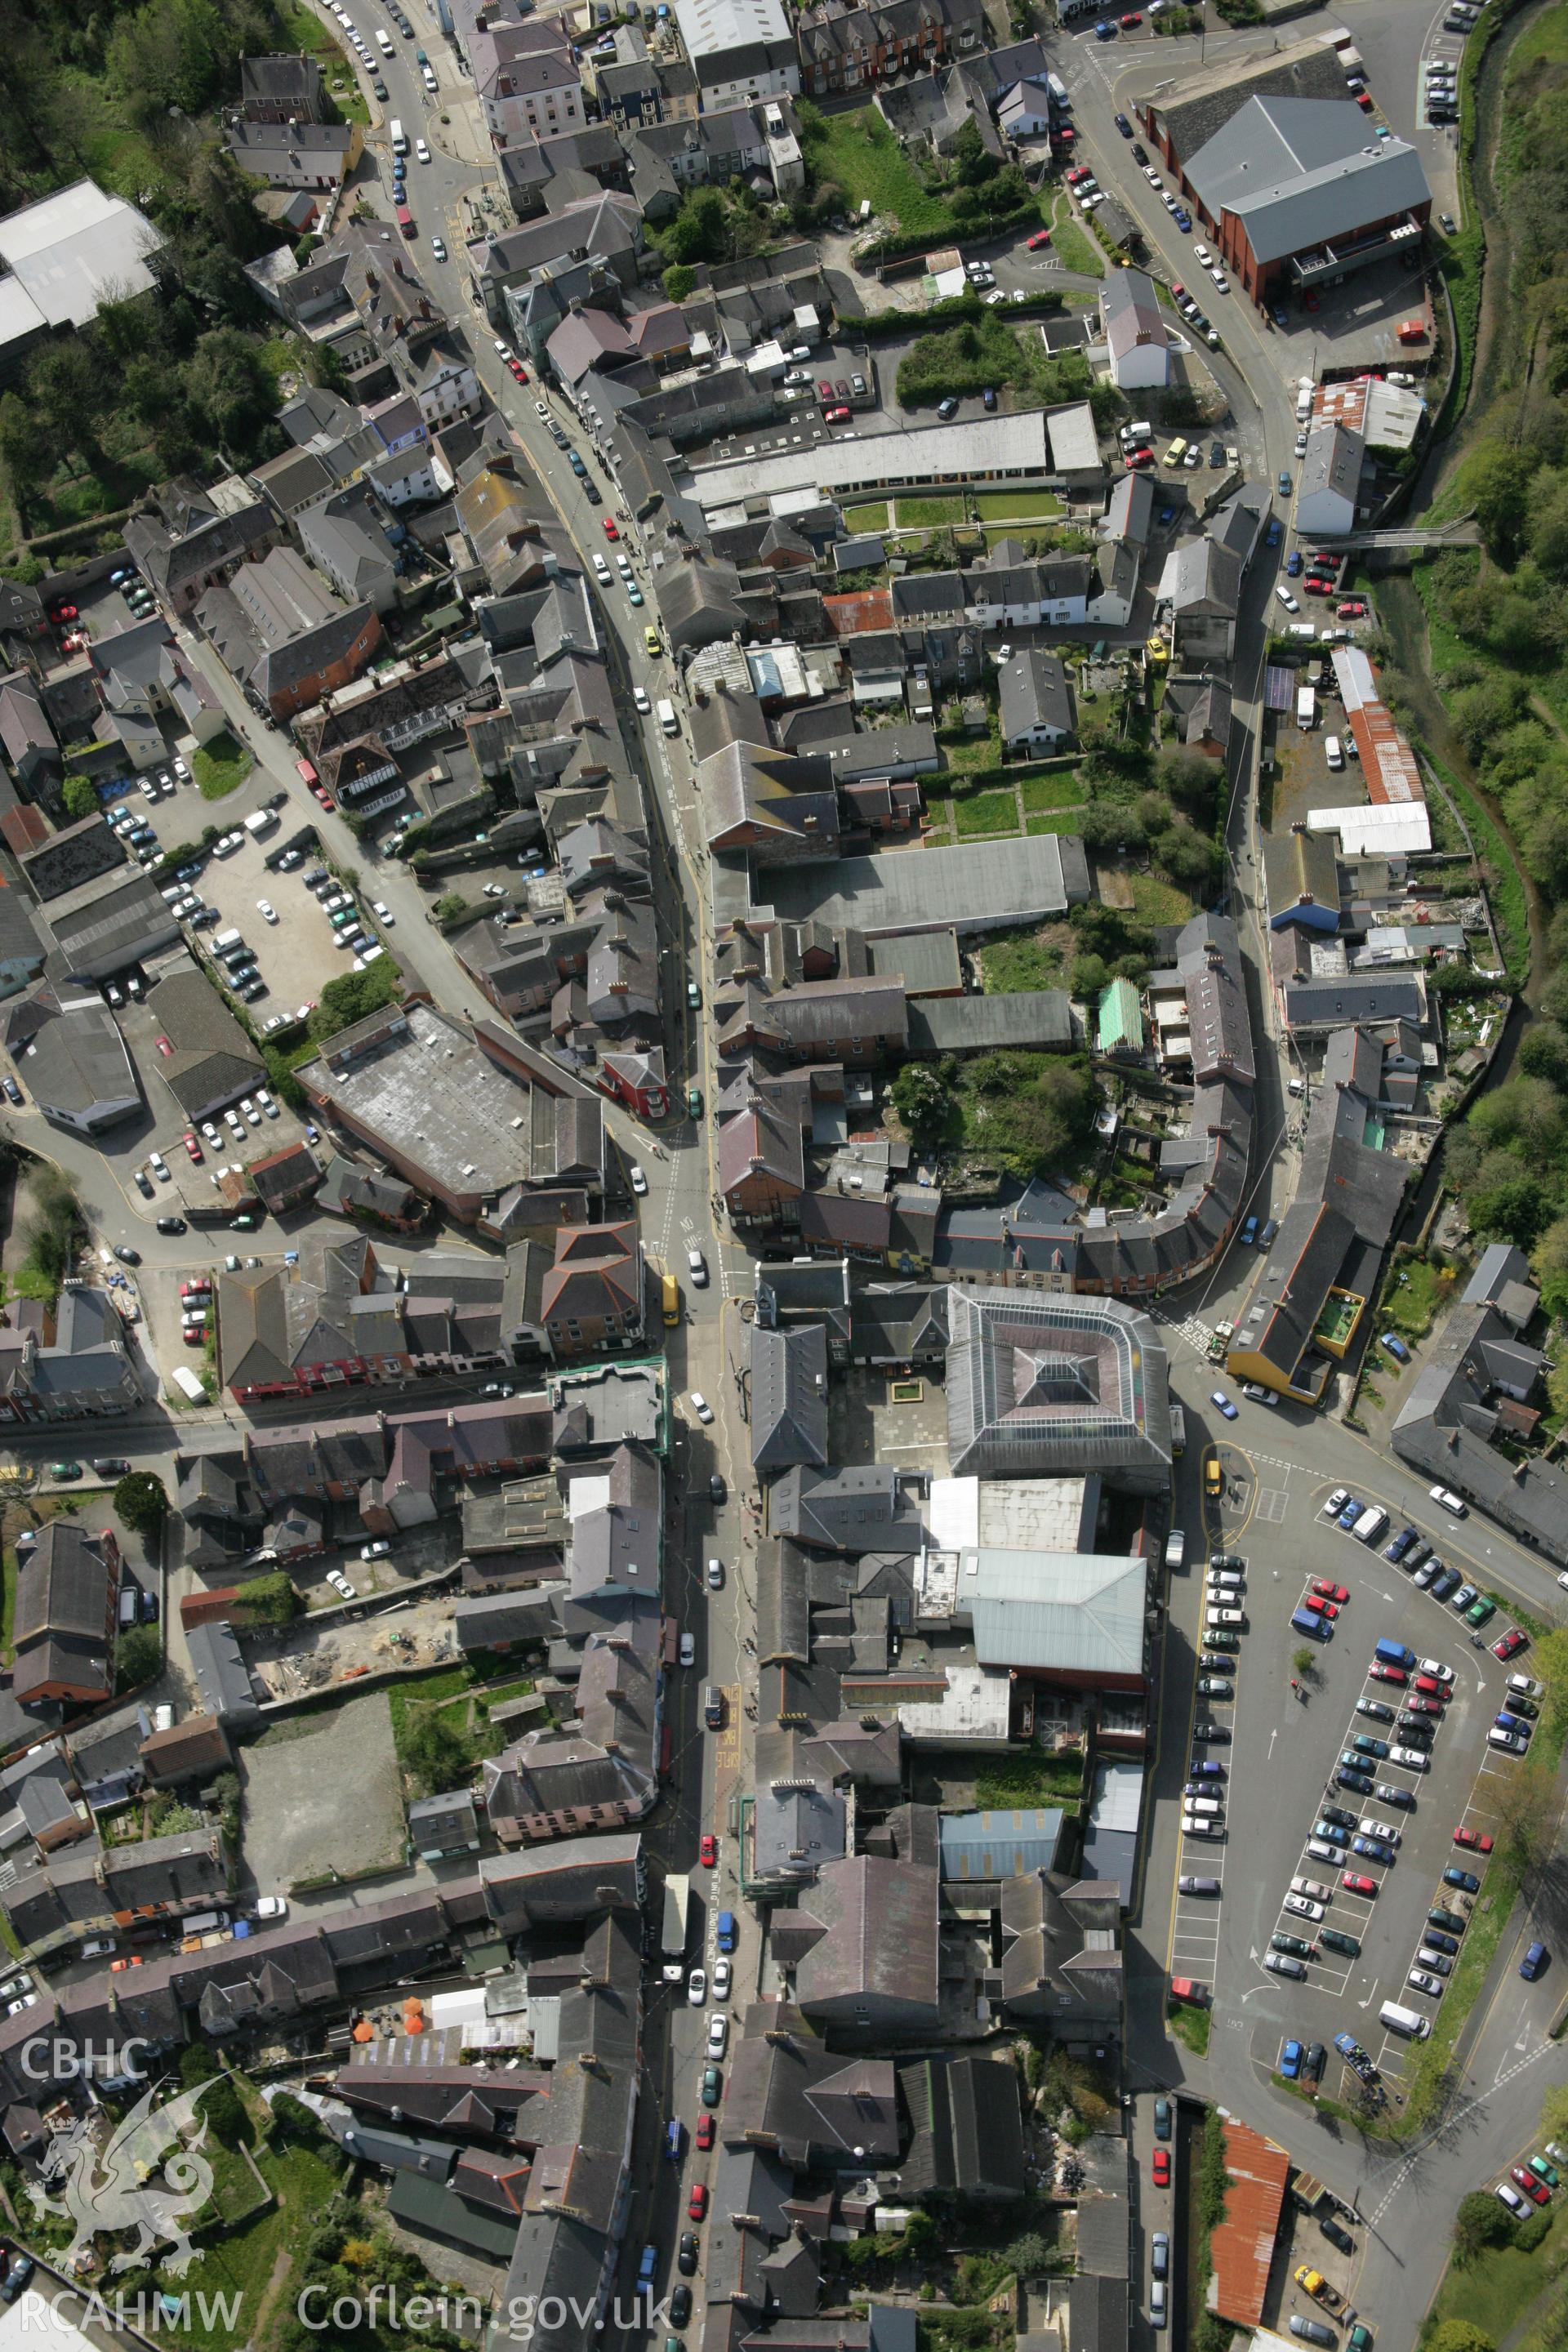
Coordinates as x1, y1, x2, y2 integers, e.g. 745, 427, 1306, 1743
183, 1131, 203, 1163
1152, 2150, 1170, 2187
1414, 1674, 1450, 1700
1406, 1695, 1441, 1716
1494, 1629, 1528, 1660
49, 604, 77, 622
1120, 9, 1142, 21
1171, 283, 1187, 300
1066, 167, 1089, 185
688, 2183, 708, 2221
1512, 2167, 1551, 2206
313, 784, 335, 810
817, 380, 833, 400
1027, 229, 1053, 250
1454, 1826, 1494, 1853
155, 1035, 172, 1058
696, 2114, 715, 2151
1356, 90, 1374, 110
110, 1954, 144, 1971
602, 517, 620, 540
183, 1326, 206, 1347
1313, 1597, 1342, 1619
180, 1279, 211, 1300
1368, 1663, 1406, 1686
1311, 1581, 1349, 1603
700, 1833, 717, 1868
1341, 1872, 1377, 1897
509, 359, 528, 382
1338, 601, 1367, 619
824, 404, 851, 425
1125, 448, 1153, 469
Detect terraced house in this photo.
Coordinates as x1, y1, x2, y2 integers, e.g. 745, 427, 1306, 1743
795, 0, 984, 96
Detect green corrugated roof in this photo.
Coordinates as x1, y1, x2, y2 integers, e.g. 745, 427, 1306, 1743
1096, 976, 1145, 1056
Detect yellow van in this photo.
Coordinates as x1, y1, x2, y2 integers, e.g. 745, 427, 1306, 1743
1162, 439, 1188, 467
662, 1272, 680, 1328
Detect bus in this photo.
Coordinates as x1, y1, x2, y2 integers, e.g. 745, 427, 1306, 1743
1169, 1401, 1186, 1459
660, 1873, 691, 1982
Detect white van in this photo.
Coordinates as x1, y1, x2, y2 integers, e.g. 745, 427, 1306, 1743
1205, 1606, 1245, 1628
1430, 1485, 1467, 1517
1120, 418, 1152, 445
390, 118, 408, 154
118, 1585, 139, 1628
212, 927, 243, 954
1185, 1795, 1223, 1817
243, 808, 278, 838
1325, 734, 1343, 769
1352, 1505, 1388, 1546
1165, 1529, 1186, 1571
1276, 585, 1300, 613
1287, 621, 1317, 640
657, 697, 679, 736
1379, 2000, 1431, 2040
376, 25, 394, 50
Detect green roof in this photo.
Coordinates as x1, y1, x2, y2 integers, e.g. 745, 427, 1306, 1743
1096, 976, 1144, 1056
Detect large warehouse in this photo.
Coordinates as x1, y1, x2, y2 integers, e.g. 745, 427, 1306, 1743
1140, 43, 1430, 307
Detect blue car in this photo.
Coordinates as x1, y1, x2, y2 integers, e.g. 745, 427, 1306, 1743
1352, 1835, 1396, 1865
1272, 305, 1290, 328
1094, 17, 1117, 33
1266, 518, 1282, 547
1278, 470, 1292, 496
1380, 1332, 1410, 1363
1384, 1526, 1417, 1563
1240, 1215, 1258, 1245
1211, 1391, 1239, 1420
1338, 1497, 1364, 1529
1521, 1941, 1549, 1980
1189, 1760, 1225, 1780
1337, 1767, 1374, 1796
1312, 1820, 1349, 1846
1443, 1867, 1481, 1894
1116, 111, 1133, 133
1281, 2038, 1304, 2080
1174, 211, 1192, 229
1286, 552, 1303, 577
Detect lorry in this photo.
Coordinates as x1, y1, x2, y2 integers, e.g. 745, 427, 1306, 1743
660, 1872, 692, 1982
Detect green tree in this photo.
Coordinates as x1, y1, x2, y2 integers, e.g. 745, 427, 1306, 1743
198, 2070, 249, 2149
661, 186, 729, 267
902, 2208, 940, 2261
1460, 441, 1539, 561
1533, 1215, 1568, 1316
115, 1624, 163, 1691
184, 327, 277, 459
1428, 2321, 1494, 2352
1453, 2189, 1517, 2264
890, 1061, 955, 1143
0, 392, 50, 507
60, 773, 100, 822
950, 118, 1000, 188
401, 1705, 473, 1796
1490, 1761, 1559, 1872
662, 262, 697, 302
1467, 1168, 1554, 1249
1292, 1646, 1316, 1675
114, 1471, 169, 1540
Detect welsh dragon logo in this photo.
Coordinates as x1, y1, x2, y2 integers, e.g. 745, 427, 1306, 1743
28, 2078, 215, 2277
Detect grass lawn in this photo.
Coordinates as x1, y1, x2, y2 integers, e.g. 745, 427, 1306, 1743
895, 496, 967, 528
279, 0, 369, 119
1379, 1256, 1455, 1345
1049, 192, 1103, 277
844, 501, 891, 532
1019, 768, 1085, 811
1427, 2181, 1568, 2339
799, 102, 953, 238
973, 490, 1062, 521
388, 1659, 536, 1777
974, 1748, 1084, 1807
955, 788, 1020, 837
53, 65, 163, 198
193, 732, 254, 802
1027, 808, 1089, 835
1168, 2002, 1210, 2056
941, 733, 1002, 775
978, 927, 1066, 993
157, 2140, 347, 2350
1129, 871, 1196, 924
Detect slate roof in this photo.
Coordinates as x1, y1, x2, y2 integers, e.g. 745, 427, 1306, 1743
750, 1322, 830, 1473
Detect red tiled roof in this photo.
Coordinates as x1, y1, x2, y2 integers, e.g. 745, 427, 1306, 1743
1209, 2116, 1290, 2328
822, 590, 893, 637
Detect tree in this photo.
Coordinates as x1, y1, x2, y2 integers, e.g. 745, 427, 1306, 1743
1460, 441, 1539, 561
661, 186, 729, 268
1453, 2189, 1517, 2263
662, 263, 697, 301
1539, 2081, 1568, 2150
0, 393, 49, 508
1292, 1646, 1316, 1676
890, 1061, 955, 1143
902, 2208, 940, 2261
184, 327, 277, 459
115, 1624, 163, 1691
114, 1470, 169, 1540
198, 2070, 248, 2149
401, 1704, 473, 1796
1466, 1167, 1554, 1249
60, 773, 100, 822
1534, 1627, 1568, 1744
1491, 1760, 1561, 1872
1428, 2324, 1495, 2352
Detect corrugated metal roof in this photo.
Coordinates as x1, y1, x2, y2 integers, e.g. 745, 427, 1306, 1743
965, 1548, 1147, 1677
1210, 2118, 1290, 2327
